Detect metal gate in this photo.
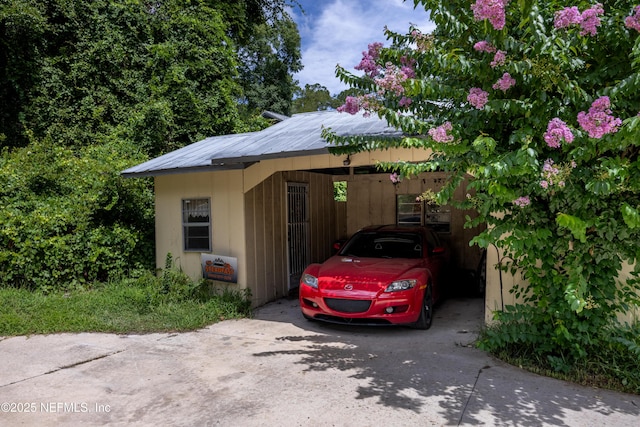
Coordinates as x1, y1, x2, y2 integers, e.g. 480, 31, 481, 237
287, 183, 310, 290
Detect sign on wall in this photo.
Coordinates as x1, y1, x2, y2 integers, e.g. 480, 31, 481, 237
201, 254, 238, 283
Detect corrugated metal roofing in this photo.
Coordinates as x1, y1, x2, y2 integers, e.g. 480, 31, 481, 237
121, 110, 402, 177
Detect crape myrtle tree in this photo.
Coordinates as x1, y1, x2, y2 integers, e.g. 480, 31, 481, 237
328, 0, 640, 369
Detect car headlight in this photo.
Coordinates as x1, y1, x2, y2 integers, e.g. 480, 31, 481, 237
385, 279, 417, 292
301, 273, 318, 289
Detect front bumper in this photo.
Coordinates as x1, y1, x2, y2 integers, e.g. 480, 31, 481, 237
299, 285, 421, 325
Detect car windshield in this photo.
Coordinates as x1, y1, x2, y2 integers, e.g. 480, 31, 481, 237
339, 232, 423, 259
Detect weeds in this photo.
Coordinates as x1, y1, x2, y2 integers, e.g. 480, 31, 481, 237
0, 267, 252, 336
479, 322, 640, 395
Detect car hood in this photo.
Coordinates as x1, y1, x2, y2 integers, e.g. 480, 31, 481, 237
317, 256, 422, 291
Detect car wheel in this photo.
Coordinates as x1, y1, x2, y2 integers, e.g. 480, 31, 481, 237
412, 285, 433, 330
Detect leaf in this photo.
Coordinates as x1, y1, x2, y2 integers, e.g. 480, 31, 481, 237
621, 203, 640, 229
556, 213, 587, 243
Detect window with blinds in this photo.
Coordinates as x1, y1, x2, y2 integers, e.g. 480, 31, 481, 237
182, 198, 211, 251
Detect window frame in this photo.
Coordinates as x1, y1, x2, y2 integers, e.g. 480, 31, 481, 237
182, 198, 212, 252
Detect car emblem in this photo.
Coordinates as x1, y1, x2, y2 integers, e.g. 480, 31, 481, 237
344, 284, 353, 290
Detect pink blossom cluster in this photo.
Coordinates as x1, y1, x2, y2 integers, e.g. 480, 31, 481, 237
512, 196, 531, 207
577, 96, 622, 138
490, 50, 507, 68
540, 158, 564, 189
375, 63, 409, 96
337, 95, 379, 117
390, 172, 401, 183
554, 6, 581, 28
543, 118, 574, 148
473, 40, 496, 53
554, 4, 604, 36
428, 122, 455, 143
399, 97, 413, 108
580, 4, 605, 36
471, 0, 509, 30
468, 88, 489, 109
625, 6, 640, 32
400, 56, 417, 79
337, 96, 360, 115
355, 42, 383, 78
337, 96, 362, 115
492, 72, 516, 91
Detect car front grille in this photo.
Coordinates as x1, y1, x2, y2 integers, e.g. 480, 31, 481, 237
324, 298, 371, 313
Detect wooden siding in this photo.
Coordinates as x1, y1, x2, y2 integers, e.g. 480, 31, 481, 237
341, 172, 485, 272
244, 171, 336, 306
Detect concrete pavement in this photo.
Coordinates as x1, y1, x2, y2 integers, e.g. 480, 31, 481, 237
0, 296, 638, 426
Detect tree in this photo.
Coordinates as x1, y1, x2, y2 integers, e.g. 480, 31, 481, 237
329, 0, 640, 369
237, 15, 302, 116
0, 0, 242, 155
292, 83, 337, 113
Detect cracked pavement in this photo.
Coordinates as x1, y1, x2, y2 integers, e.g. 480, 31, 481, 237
1, 297, 638, 426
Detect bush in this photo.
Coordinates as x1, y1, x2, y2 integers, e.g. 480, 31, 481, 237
0, 136, 154, 290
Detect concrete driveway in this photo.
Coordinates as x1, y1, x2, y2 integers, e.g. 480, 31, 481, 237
1, 296, 638, 426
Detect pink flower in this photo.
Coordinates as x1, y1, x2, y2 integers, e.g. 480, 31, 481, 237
554, 6, 582, 29
544, 118, 574, 148
554, 4, 604, 36
577, 96, 622, 138
390, 172, 401, 183
400, 56, 416, 79
471, 0, 509, 30
355, 42, 383, 78
473, 40, 496, 53
468, 88, 489, 109
375, 62, 408, 96
625, 6, 640, 32
579, 4, 604, 36
490, 50, 507, 68
540, 180, 549, 189
399, 97, 412, 108
337, 96, 361, 115
428, 122, 455, 143
492, 72, 516, 91
513, 196, 531, 207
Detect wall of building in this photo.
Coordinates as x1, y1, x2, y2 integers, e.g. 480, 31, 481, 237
154, 170, 247, 286
485, 246, 640, 324
244, 171, 336, 306
339, 172, 485, 273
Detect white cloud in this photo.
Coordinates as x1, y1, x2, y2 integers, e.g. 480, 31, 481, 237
292, 0, 434, 95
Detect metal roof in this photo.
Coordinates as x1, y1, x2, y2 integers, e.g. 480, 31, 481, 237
121, 110, 402, 177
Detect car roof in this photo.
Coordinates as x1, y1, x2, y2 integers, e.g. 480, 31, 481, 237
358, 224, 429, 233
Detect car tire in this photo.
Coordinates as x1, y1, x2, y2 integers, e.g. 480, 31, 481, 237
412, 285, 433, 330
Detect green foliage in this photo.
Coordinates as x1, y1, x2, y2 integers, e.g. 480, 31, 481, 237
0, 0, 304, 293
333, 181, 347, 201
0, 135, 154, 290
237, 15, 302, 116
0, 270, 253, 336
328, 0, 640, 368
292, 83, 340, 113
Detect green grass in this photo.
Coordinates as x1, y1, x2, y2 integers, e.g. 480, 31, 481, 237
0, 271, 252, 336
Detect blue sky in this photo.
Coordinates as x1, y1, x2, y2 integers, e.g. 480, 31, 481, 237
289, 0, 435, 96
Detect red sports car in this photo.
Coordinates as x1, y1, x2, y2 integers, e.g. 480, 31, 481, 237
299, 225, 449, 329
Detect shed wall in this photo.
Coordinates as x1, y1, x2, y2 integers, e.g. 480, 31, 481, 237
342, 172, 485, 273
244, 171, 336, 306
154, 171, 247, 286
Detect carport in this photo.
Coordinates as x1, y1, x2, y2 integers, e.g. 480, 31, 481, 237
122, 110, 485, 308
